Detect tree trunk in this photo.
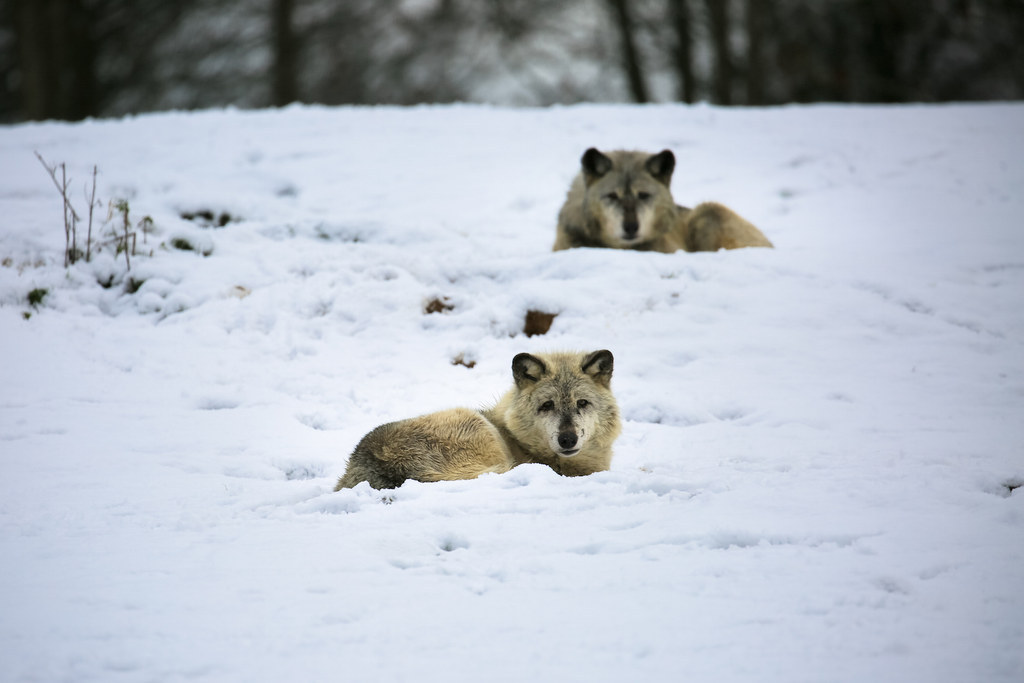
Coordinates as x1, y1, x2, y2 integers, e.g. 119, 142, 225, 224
745, 0, 766, 104
670, 0, 695, 103
15, 0, 96, 120
706, 0, 732, 104
16, 0, 54, 119
65, 0, 96, 119
272, 0, 298, 106
607, 0, 649, 103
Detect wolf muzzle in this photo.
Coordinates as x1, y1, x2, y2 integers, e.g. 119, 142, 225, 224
622, 202, 639, 239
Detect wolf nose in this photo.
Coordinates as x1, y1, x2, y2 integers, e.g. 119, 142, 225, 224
558, 432, 578, 449
623, 219, 639, 238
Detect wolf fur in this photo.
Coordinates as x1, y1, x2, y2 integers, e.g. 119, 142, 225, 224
553, 148, 773, 253
334, 350, 622, 490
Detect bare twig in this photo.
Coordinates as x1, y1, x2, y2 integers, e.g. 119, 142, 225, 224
34, 151, 82, 266
35, 153, 147, 273
61, 164, 71, 265
115, 199, 132, 270
63, 164, 78, 264
85, 165, 97, 262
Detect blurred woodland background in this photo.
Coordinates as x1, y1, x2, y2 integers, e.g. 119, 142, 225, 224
2, 0, 1023, 122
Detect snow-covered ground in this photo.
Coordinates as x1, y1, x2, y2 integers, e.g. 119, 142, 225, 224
1, 103, 1022, 682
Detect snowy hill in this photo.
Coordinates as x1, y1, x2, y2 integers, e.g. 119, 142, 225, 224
1, 103, 1022, 682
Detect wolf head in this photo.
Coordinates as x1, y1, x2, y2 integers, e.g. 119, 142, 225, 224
580, 148, 677, 248
506, 349, 619, 458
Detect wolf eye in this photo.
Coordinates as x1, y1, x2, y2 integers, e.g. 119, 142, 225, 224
577, 399, 590, 409
637, 192, 651, 201
603, 192, 620, 202
538, 400, 554, 413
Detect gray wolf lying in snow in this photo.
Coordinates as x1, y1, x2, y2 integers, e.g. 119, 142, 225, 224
335, 350, 622, 490
554, 148, 772, 252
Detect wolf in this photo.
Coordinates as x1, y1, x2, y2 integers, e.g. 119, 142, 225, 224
553, 148, 773, 253
334, 350, 622, 490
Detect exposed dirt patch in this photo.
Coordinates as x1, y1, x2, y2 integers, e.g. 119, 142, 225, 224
523, 310, 557, 337
451, 354, 476, 369
424, 297, 454, 314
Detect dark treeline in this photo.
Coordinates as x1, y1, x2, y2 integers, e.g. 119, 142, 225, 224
2, 0, 1022, 122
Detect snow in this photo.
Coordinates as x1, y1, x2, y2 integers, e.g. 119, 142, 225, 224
1, 102, 1023, 682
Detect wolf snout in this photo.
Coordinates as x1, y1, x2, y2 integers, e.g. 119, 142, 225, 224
558, 431, 579, 450
622, 219, 639, 239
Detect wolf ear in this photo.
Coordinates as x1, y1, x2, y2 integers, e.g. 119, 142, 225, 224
645, 149, 675, 186
581, 148, 613, 185
512, 353, 548, 387
581, 349, 614, 387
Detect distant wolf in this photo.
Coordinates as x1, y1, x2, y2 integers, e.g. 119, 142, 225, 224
553, 148, 773, 253
334, 350, 622, 490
